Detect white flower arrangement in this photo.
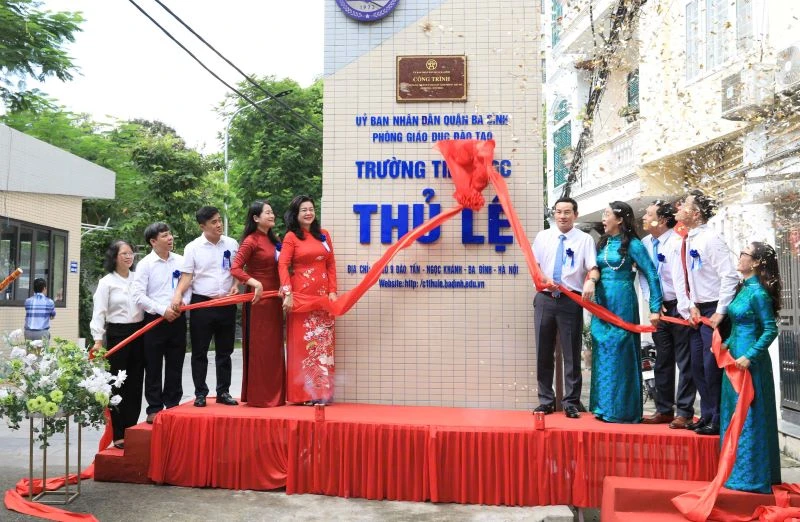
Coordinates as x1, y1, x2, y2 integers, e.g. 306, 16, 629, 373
0, 330, 124, 445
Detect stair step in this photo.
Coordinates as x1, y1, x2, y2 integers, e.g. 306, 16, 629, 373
93, 422, 153, 484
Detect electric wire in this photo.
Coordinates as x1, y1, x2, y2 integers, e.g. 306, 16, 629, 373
153, 0, 322, 134
126, 0, 319, 150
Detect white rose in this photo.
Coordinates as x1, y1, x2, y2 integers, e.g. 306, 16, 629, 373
30, 340, 43, 348
113, 370, 127, 387
109, 395, 122, 406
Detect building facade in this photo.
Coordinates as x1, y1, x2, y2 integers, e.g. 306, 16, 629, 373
544, 0, 800, 443
0, 124, 115, 341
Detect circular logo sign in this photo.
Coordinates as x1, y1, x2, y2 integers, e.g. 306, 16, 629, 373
335, 0, 400, 22
426, 59, 438, 70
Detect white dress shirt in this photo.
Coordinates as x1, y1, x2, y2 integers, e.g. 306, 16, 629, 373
90, 271, 145, 341
132, 250, 190, 316
639, 229, 680, 303
181, 234, 239, 298
670, 224, 739, 317
532, 226, 597, 292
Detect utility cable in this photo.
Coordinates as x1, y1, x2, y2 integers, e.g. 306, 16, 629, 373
126, 0, 319, 150
153, 0, 322, 134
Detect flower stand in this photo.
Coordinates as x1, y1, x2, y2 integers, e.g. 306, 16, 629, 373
28, 413, 82, 504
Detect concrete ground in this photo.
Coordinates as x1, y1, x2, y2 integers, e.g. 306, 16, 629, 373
3, 351, 799, 521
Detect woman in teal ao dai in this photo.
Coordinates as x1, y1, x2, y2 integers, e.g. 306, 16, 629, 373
589, 202, 662, 423
721, 241, 781, 493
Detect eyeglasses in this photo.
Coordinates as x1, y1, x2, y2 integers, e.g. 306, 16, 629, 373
119, 252, 135, 258
739, 251, 753, 258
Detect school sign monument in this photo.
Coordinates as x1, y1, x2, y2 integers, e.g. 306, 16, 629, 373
323, 0, 543, 409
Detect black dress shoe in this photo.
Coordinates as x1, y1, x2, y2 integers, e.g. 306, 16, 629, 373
695, 424, 719, 436
533, 404, 555, 415
685, 418, 706, 431
564, 405, 580, 419
216, 393, 239, 406
193, 396, 206, 407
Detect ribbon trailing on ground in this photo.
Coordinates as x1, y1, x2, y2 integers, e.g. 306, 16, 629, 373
2, 409, 113, 521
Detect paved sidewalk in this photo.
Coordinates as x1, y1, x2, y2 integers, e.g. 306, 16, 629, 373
3, 351, 799, 521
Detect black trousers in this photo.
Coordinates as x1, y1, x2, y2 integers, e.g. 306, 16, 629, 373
651, 301, 695, 418
106, 322, 145, 440
534, 291, 584, 408
143, 313, 186, 415
189, 294, 236, 397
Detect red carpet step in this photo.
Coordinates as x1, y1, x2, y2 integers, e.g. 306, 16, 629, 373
601, 476, 800, 521
94, 423, 153, 484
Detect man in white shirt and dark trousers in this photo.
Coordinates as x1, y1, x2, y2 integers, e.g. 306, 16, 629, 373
639, 200, 695, 429
132, 223, 190, 424
172, 206, 240, 407
672, 190, 739, 436
532, 197, 598, 419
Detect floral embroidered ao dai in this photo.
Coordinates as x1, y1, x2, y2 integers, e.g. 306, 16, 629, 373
278, 229, 337, 404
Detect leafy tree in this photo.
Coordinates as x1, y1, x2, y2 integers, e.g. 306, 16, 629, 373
221, 76, 323, 238
0, 0, 84, 110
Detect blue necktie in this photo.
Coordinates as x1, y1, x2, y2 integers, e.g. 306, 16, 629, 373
552, 234, 566, 297
652, 237, 660, 272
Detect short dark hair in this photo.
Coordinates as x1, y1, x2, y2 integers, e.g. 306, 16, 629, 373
553, 197, 578, 213
144, 222, 170, 245
195, 206, 220, 225
33, 278, 47, 293
652, 200, 677, 228
688, 189, 716, 222
103, 240, 134, 273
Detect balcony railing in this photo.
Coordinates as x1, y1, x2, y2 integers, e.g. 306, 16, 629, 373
571, 122, 640, 199
555, 0, 615, 54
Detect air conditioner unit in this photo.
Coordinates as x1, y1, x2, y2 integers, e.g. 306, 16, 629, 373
776, 45, 800, 94
720, 66, 775, 121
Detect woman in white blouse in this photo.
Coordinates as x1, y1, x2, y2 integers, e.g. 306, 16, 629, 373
91, 240, 145, 449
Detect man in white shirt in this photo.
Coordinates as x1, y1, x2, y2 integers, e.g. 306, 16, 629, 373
639, 200, 695, 429
532, 197, 598, 419
172, 206, 240, 407
672, 190, 739, 436
132, 222, 190, 424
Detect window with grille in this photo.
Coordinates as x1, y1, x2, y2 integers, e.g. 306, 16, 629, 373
0, 218, 68, 307
736, 0, 754, 51
686, 0, 700, 80
553, 123, 571, 187
627, 69, 640, 110
706, 0, 731, 70
551, 0, 563, 47
554, 99, 569, 122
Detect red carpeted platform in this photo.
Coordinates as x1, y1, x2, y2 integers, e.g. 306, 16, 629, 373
94, 402, 720, 508
601, 476, 800, 521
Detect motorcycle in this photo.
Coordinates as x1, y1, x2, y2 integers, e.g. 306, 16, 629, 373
641, 342, 657, 404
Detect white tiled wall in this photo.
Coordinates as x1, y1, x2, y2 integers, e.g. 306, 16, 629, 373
324, 0, 542, 409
